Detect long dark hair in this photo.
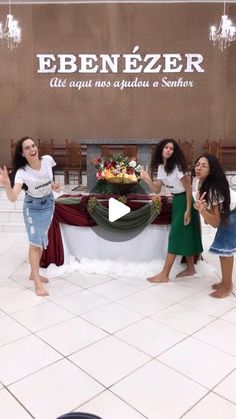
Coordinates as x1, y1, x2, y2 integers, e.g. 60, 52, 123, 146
195, 154, 230, 223
10, 136, 37, 190
151, 139, 187, 174
13, 136, 35, 171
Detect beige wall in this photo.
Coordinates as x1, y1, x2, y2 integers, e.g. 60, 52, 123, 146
0, 2, 236, 166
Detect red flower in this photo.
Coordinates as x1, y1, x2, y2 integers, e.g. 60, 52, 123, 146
105, 162, 113, 169
96, 171, 103, 180
126, 168, 134, 175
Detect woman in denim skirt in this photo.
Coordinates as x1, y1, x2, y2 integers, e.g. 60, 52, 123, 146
0, 137, 60, 296
194, 154, 236, 298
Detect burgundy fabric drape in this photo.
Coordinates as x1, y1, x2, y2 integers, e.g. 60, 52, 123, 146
41, 194, 172, 268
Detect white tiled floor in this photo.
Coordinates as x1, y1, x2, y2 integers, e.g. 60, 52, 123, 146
0, 231, 236, 419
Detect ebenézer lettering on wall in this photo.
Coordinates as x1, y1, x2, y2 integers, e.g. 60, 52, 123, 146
37, 46, 204, 90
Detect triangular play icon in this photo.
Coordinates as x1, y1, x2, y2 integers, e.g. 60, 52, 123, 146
108, 197, 131, 222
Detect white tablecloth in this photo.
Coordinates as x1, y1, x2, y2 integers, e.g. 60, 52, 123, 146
42, 223, 216, 279
61, 224, 170, 263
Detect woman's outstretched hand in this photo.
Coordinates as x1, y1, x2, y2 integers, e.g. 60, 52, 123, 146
140, 168, 152, 184
194, 192, 207, 213
184, 210, 191, 225
0, 166, 11, 188
52, 182, 61, 193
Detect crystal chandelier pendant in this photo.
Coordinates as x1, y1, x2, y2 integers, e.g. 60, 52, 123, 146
209, 2, 236, 51
0, 24, 3, 40
4, 13, 21, 50
0, 1, 21, 50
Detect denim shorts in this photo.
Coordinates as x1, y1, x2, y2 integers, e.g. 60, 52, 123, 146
209, 209, 236, 257
23, 193, 55, 249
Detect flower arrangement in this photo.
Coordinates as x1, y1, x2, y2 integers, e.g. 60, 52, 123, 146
91, 154, 142, 184
152, 195, 162, 214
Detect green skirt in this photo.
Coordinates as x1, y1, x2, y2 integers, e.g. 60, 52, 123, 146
168, 192, 203, 256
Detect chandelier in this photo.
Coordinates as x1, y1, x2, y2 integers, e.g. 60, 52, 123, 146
0, 0, 21, 50
209, 1, 236, 51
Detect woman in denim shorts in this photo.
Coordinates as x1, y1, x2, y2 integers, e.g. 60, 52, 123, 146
0, 137, 60, 296
194, 154, 236, 298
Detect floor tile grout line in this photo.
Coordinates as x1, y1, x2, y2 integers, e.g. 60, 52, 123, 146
156, 356, 236, 393
75, 387, 149, 419
190, 332, 236, 360
179, 389, 215, 419
180, 367, 236, 417
6, 357, 65, 389
1, 387, 36, 419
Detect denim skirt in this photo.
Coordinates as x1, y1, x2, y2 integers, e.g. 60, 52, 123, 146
209, 209, 236, 257
23, 193, 55, 249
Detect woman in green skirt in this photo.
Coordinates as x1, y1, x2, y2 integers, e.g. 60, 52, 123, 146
141, 139, 203, 283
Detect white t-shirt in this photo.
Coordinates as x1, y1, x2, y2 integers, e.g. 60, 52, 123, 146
230, 189, 236, 211
192, 177, 236, 211
15, 155, 56, 198
157, 164, 185, 194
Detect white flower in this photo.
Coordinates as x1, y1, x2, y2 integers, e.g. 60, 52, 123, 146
129, 159, 137, 168
135, 164, 142, 173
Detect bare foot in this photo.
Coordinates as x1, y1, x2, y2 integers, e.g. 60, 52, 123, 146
210, 285, 232, 298
35, 284, 49, 297
211, 282, 223, 290
176, 269, 196, 278
147, 273, 169, 283
30, 275, 49, 283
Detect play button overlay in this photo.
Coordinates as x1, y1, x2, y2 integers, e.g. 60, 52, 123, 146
89, 181, 151, 242
108, 198, 130, 222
